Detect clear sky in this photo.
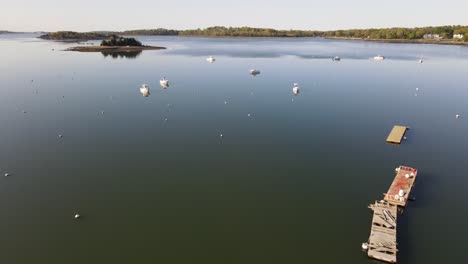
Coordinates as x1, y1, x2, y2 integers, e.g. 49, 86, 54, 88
1, 0, 467, 32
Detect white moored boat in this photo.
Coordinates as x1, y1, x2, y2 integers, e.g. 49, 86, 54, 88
373, 55, 385, 61
332, 56, 341, 61
292, 83, 299, 95
206, 56, 216, 63
250, 69, 261, 76
160, 77, 169, 88
140, 84, 150, 97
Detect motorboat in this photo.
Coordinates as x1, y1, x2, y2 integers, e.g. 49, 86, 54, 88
206, 56, 216, 63
373, 55, 385, 61
292, 83, 299, 95
140, 84, 150, 97
160, 77, 169, 88
332, 56, 341, 61
250, 69, 261, 76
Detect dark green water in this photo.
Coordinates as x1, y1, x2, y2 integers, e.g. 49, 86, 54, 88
1, 34, 467, 264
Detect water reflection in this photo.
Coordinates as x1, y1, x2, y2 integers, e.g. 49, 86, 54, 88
101, 50, 142, 59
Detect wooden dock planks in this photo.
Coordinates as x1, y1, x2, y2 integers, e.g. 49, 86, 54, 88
386, 126, 408, 144
365, 166, 418, 263
368, 201, 398, 263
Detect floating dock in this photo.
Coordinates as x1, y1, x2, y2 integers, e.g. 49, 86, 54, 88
386, 126, 408, 144
364, 166, 418, 263
384, 166, 418, 207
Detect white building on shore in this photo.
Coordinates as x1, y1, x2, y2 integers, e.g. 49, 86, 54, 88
423, 34, 442, 39
453, 34, 464, 39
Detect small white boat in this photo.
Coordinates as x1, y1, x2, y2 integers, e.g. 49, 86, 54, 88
140, 84, 150, 97
160, 77, 169, 88
373, 55, 385, 61
292, 83, 299, 95
332, 56, 341, 61
206, 56, 216, 63
250, 69, 261, 76
419, 59, 424, 63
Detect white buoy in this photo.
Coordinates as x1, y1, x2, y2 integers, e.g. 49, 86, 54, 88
416, 87, 419, 91
419, 59, 423, 63
456, 114, 460, 119
398, 189, 405, 197
74, 214, 80, 219
224, 101, 228, 105
4, 173, 9, 177
59, 134, 63, 138
362, 243, 369, 250
220, 133, 223, 138
247, 113, 251, 117
403, 136, 407, 140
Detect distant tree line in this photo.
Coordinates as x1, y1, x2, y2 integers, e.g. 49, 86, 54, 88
39, 31, 108, 40
179, 26, 320, 37
39, 26, 468, 42
321, 25, 468, 40
177, 26, 468, 40
121, 28, 179, 36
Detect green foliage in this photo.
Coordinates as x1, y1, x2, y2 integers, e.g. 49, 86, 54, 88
100, 35, 142, 46
40, 31, 107, 40
38, 26, 468, 41
121, 28, 179, 36
321, 26, 468, 40
178, 26, 320, 37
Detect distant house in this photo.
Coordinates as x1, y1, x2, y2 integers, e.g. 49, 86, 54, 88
423, 34, 442, 39
453, 34, 464, 39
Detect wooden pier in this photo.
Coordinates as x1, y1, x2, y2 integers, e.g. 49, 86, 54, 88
365, 166, 418, 263
386, 126, 408, 144
367, 201, 398, 263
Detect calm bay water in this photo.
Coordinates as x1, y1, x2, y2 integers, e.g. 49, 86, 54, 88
1, 33, 467, 264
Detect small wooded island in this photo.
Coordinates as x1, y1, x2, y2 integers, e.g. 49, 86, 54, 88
66, 35, 165, 52
39, 32, 165, 52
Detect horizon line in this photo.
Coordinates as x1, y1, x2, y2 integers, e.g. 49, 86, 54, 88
3, 24, 468, 33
